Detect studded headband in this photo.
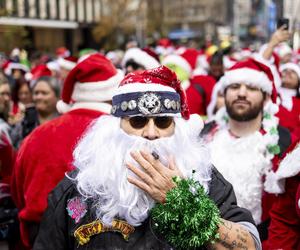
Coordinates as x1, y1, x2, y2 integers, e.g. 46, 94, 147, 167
111, 91, 181, 117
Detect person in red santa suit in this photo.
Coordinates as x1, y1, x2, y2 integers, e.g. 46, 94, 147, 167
276, 62, 300, 137
190, 50, 225, 118
0, 75, 14, 183
264, 141, 300, 249
33, 66, 261, 249
162, 48, 217, 117
10, 53, 124, 249
200, 58, 294, 244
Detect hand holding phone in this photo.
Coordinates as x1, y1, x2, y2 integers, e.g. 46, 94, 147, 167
277, 18, 289, 30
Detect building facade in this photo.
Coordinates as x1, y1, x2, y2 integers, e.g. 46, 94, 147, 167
0, 0, 104, 54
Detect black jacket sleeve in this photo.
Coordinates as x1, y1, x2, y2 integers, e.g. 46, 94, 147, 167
33, 177, 75, 250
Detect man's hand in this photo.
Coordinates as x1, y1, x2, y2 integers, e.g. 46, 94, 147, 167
127, 150, 183, 203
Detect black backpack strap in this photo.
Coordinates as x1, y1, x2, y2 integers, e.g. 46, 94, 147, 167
200, 121, 217, 137
277, 125, 292, 157
193, 83, 206, 107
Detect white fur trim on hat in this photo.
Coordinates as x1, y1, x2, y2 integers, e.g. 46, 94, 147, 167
264, 143, 300, 194
280, 63, 300, 80
70, 102, 112, 113
277, 43, 292, 58
47, 61, 60, 72
115, 83, 176, 95
122, 48, 160, 70
56, 100, 72, 114
25, 72, 32, 81
253, 53, 282, 89
57, 57, 77, 70
220, 68, 273, 94
207, 82, 223, 120
4, 63, 29, 75
186, 114, 204, 137
263, 99, 279, 116
71, 69, 124, 103
192, 67, 207, 77
162, 54, 192, 75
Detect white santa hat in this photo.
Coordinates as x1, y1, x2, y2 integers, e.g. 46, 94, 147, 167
57, 56, 78, 71
57, 53, 124, 114
122, 47, 160, 70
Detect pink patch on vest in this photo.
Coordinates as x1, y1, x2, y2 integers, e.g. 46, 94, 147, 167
67, 196, 87, 223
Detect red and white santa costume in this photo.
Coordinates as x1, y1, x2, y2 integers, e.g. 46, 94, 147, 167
276, 63, 300, 137
201, 58, 293, 240
0, 121, 14, 184
162, 48, 215, 116
10, 53, 124, 249
264, 141, 300, 249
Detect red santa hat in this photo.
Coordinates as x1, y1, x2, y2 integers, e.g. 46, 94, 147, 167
2, 60, 29, 76
57, 53, 124, 114
162, 48, 200, 76
25, 64, 52, 87
157, 38, 173, 48
155, 38, 174, 56
122, 47, 160, 70
280, 62, 300, 80
56, 46, 70, 58
142, 47, 160, 64
219, 58, 277, 103
111, 65, 190, 119
57, 56, 78, 71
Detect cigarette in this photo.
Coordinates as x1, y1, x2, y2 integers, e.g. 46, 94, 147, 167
151, 151, 160, 160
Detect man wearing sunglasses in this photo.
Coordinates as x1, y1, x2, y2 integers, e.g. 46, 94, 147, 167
34, 66, 261, 249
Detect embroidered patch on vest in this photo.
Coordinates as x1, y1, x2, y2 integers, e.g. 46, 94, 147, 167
66, 197, 87, 223
74, 219, 135, 245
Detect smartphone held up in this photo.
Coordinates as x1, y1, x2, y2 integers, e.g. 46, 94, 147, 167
277, 18, 289, 30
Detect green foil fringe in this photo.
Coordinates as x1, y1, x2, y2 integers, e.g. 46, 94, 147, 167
151, 177, 220, 249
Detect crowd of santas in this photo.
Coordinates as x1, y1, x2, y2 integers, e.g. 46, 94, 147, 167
0, 26, 299, 250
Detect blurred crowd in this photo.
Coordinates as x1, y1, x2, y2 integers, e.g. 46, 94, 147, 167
0, 25, 299, 249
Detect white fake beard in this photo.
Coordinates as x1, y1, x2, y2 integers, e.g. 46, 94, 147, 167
73, 115, 212, 226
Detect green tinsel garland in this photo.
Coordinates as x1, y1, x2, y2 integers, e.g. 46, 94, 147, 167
151, 177, 220, 249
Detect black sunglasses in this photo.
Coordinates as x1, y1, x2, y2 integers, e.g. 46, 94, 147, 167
128, 116, 174, 129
